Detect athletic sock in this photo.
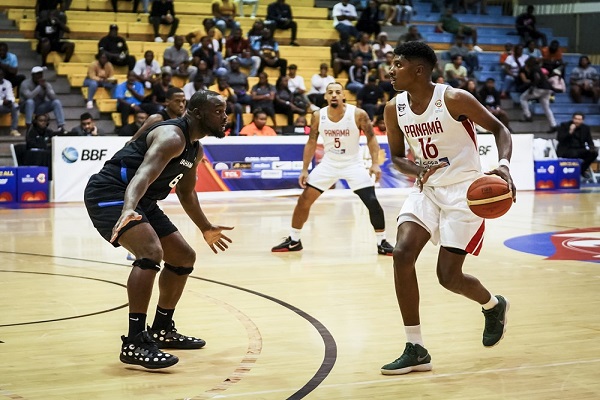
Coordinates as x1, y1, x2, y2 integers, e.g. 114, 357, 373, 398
376, 231, 386, 245
127, 313, 147, 339
482, 294, 499, 310
290, 228, 302, 242
151, 306, 175, 331
405, 325, 424, 346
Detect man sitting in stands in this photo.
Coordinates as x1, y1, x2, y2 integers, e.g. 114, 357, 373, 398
98, 25, 136, 71
569, 56, 600, 104
556, 112, 598, 181
239, 108, 277, 136
34, 10, 74, 67
20, 66, 66, 133
70, 112, 102, 136
266, 0, 299, 46
0, 69, 20, 137
149, 0, 179, 43
437, 8, 478, 46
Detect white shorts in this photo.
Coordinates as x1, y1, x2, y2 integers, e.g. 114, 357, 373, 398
396, 180, 485, 255
308, 157, 373, 192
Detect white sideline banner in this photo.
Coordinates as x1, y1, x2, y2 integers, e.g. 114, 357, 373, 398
52, 136, 128, 202
477, 133, 535, 190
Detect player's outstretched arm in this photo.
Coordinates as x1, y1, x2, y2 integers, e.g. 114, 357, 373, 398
176, 152, 233, 253
299, 110, 320, 188
444, 88, 516, 201
356, 108, 382, 182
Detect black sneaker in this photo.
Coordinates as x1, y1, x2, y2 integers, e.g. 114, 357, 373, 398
271, 236, 303, 252
377, 240, 394, 256
381, 343, 432, 375
147, 321, 206, 349
120, 331, 179, 369
482, 295, 510, 347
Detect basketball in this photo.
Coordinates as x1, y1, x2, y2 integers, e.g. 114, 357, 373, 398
466, 175, 512, 219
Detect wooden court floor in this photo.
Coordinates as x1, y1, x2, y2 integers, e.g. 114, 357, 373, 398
1, 187, 600, 400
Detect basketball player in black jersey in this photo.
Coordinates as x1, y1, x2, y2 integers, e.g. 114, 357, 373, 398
84, 90, 233, 369
128, 87, 187, 143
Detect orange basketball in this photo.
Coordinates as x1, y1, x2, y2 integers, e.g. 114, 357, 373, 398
467, 175, 512, 219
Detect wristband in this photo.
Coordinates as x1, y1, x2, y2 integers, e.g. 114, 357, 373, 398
498, 158, 510, 169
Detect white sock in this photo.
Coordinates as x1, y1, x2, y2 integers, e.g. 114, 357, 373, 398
376, 231, 386, 245
290, 228, 302, 242
405, 325, 424, 346
482, 294, 499, 310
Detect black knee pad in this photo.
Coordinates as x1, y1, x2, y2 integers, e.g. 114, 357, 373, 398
164, 263, 194, 276
442, 246, 468, 256
355, 186, 385, 230
132, 258, 161, 272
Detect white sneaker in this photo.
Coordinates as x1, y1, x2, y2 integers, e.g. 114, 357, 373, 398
167, 36, 175, 43
473, 45, 483, 53
10, 130, 21, 137
86, 100, 94, 109
154, 36, 163, 42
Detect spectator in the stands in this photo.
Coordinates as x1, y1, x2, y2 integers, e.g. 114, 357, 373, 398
448, 34, 479, 76
149, 0, 179, 43
516, 5, 547, 47
501, 44, 529, 98
213, 76, 243, 135
239, 108, 277, 136
26, 113, 53, 151
373, 32, 394, 64
251, 72, 277, 128
132, 0, 150, 13
192, 36, 227, 77
499, 42, 513, 66
83, 51, 116, 110
437, 8, 478, 46
70, 112, 101, 136
247, 19, 266, 46
357, 75, 385, 120
541, 40, 565, 77
478, 77, 511, 132
518, 57, 557, 132
307, 63, 335, 108
556, 112, 598, 180
377, 51, 395, 99
346, 56, 368, 94
0, 42, 26, 91
114, 71, 154, 126
444, 54, 468, 89
287, 64, 313, 111
20, 66, 65, 132
118, 109, 148, 136
352, 32, 376, 70
133, 50, 161, 89
356, 0, 381, 38
397, 25, 425, 46
523, 39, 542, 64
266, 0, 299, 46
330, 32, 352, 78
186, 18, 223, 50
332, 0, 360, 40
35, 10, 74, 68
394, 0, 414, 26
463, 0, 487, 15
569, 55, 600, 104
237, 0, 259, 18
372, 114, 387, 135
293, 115, 309, 134
379, 0, 396, 26
212, 0, 240, 34
0, 69, 20, 137
227, 58, 252, 106
225, 28, 260, 77
183, 72, 207, 100
274, 75, 306, 126
35, 0, 67, 24
98, 25, 136, 71
162, 35, 197, 78
146, 71, 174, 114
464, 78, 478, 99
192, 60, 216, 88
253, 28, 288, 77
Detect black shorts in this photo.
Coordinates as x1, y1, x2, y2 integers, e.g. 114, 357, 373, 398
84, 174, 178, 247
36, 40, 69, 53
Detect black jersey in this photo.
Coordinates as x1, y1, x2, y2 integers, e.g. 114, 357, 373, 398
158, 108, 171, 121
96, 117, 200, 201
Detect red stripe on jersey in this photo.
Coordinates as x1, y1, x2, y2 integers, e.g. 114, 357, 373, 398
466, 219, 485, 256
461, 119, 478, 149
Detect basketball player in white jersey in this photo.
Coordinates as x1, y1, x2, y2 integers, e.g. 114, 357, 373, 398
380, 42, 516, 375
271, 82, 394, 255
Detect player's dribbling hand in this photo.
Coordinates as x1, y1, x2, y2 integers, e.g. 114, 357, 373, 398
202, 225, 234, 254
110, 210, 142, 243
298, 170, 309, 188
417, 162, 447, 192
369, 164, 382, 183
485, 167, 517, 202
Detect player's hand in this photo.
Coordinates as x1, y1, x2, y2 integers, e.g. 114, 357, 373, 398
202, 225, 234, 253
485, 166, 517, 202
417, 162, 447, 192
298, 170, 309, 188
369, 164, 382, 183
110, 210, 142, 243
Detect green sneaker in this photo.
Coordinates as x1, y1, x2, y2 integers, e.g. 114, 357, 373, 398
380, 342, 432, 375
482, 295, 509, 347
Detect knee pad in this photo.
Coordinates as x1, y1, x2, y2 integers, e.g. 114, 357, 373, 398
132, 258, 161, 272
355, 187, 385, 230
442, 246, 468, 256
164, 263, 194, 276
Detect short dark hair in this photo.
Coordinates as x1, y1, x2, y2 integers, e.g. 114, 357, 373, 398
253, 108, 267, 118
573, 112, 585, 119
486, 77, 495, 82
166, 87, 184, 99
80, 112, 93, 121
188, 89, 221, 110
393, 41, 438, 71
